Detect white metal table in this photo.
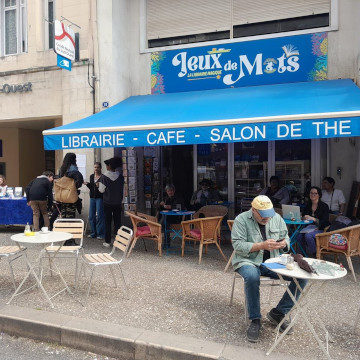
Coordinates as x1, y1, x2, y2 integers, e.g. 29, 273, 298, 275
8, 231, 73, 308
264, 257, 347, 360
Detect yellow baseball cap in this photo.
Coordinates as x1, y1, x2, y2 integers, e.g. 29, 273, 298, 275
251, 195, 275, 218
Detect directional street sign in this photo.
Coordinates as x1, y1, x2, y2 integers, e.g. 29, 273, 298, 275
57, 54, 72, 71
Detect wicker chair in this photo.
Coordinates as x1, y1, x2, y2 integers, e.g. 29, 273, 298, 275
181, 216, 227, 264
316, 224, 360, 282
224, 220, 234, 272
126, 211, 162, 256
193, 205, 228, 219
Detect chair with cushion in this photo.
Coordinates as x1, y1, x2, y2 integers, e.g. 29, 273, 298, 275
126, 211, 162, 256
80, 226, 133, 303
0, 245, 27, 290
41, 218, 84, 286
181, 216, 227, 264
316, 224, 360, 282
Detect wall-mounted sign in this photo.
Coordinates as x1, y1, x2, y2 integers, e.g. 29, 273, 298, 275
57, 54, 72, 71
151, 32, 328, 94
0, 82, 32, 94
54, 20, 75, 61
102, 102, 109, 108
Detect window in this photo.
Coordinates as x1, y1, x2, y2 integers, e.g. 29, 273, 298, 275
0, 0, 27, 55
146, 0, 330, 48
45, 0, 54, 49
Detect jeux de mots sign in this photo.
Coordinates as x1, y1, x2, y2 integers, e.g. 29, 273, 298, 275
151, 32, 328, 94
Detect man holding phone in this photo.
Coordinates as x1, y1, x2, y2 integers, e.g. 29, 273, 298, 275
231, 195, 307, 343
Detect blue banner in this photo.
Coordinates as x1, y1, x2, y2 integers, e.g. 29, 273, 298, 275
151, 33, 327, 94
44, 117, 359, 150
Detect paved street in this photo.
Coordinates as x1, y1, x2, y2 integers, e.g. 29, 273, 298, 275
0, 332, 114, 360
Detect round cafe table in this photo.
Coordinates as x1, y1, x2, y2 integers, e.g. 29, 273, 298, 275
264, 257, 347, 360
7, 231, 73, 308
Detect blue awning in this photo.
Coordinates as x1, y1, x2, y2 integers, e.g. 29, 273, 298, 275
43, 79, 360, 150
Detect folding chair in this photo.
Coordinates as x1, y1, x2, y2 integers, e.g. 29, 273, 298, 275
0, 246, 27, 290
40, 218, 84, 287
79, 226, 133, 303
230, 272, 288, 323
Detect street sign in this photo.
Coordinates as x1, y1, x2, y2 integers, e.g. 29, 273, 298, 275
102, 102, 109, 108
54, 20, 75, 61
57, 54, 72, 71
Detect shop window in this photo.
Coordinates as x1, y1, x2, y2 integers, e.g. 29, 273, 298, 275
0, 162, 5, 176
0, 0, 27, 55
197, 144, 228, 201
275, 139, 311, 202
234, 141, 268, 213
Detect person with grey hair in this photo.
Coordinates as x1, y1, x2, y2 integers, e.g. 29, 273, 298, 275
159, 184, 184, 211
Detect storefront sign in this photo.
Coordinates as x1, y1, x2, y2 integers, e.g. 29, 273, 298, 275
54, 20, 75, 61
151, 33, 327, 94
44, 117, 360, 150
0, 82, 32, 94
57, 54, 72, 71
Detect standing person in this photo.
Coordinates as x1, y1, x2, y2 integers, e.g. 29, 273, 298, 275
0, 175, 7, 196
98, 158, 124, 248
260, 176, 290, 207
25, 171, 54, 231
321, 177, 346, 215
57, 153, 84, 219
231, 195, 307, 342
298, 186, 329, 258
84, 162, 105, 240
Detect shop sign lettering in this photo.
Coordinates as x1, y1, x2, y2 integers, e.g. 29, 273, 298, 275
0, 82, 32, 94
151, 33, 328, 94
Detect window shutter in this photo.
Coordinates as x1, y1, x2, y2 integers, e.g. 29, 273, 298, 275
233, 0, 330, 26
147, 0, 231, 40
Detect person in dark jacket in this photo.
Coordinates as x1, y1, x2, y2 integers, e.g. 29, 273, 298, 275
84, 162, 105, 240
297, 186, 329, 258
26, 171, 54, 231
58, 152, 84, 219
98, 158, 124, 247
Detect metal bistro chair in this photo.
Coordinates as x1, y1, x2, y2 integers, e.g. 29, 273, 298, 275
230, 272, 288, 323
80, 226, 133, 303
0, 245, 27, 290
41, 218, 84, 287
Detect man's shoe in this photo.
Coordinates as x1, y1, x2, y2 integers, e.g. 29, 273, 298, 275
267, 308, 293, 334
102, 242, 110, 248
247, 319, 261, 343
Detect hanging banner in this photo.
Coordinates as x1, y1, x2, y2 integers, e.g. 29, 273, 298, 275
151, 32, 327, 94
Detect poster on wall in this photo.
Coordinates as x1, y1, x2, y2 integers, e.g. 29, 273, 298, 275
151, 32, 327, 94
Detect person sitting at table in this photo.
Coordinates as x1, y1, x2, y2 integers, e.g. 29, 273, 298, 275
231, 195, 307, 343
260, 176, 290, 207
25, 171, 54, 231
297, 186, 329, 258
0, 175, 7, 196
321, 177, 346, 215
159, 184, 185, 212
190, 179, 221, 210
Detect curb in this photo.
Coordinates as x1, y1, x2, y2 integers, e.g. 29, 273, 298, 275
0, 305, 295, 360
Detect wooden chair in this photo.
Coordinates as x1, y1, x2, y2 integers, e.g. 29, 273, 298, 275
41, 218, 84, 286
224, 220, 234, 272
126, 211, 162, 256
0, 245, 27, 290
80, 226, 133, 303
316, 224, 360, 282
181, 216, 227, 264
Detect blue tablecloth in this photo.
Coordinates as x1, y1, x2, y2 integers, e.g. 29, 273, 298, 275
0, 198, 33, 225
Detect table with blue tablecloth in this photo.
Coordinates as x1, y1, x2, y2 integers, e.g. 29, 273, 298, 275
0, 198, 33, 225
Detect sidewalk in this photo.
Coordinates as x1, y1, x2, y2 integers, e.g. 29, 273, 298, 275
0, 229, 359, 359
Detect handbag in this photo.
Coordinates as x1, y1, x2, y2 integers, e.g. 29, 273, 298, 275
328, 233, 348, 250
54, 176, 78, 204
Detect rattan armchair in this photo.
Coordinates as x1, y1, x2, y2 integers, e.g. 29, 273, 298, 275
181, 216, 227, 264
224, 220, 234, 272
316, 224, 360, 282
126, 211, 162, 256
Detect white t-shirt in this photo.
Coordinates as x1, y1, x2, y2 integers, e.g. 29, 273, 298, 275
321, 189, 346, 212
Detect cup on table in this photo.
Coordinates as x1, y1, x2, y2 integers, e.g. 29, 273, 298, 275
175, 204, 181, 211
41, 227, 49, 233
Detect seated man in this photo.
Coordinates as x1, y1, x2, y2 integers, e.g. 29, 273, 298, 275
321, 176, 346, 215
190, 179, 220, 210
260, 176, 290, 207
231, 195, 307, 342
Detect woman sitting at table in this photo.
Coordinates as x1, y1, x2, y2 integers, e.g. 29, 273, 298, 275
297, 186, 329, 258
0, 175, 7, 197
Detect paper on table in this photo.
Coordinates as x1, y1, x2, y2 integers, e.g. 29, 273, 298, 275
262, 262, 286, 269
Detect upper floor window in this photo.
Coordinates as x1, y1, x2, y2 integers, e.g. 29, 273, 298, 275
0, 0, 27, 56
45, 0, 54, 49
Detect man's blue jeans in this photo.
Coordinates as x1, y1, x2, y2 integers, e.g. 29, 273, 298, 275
89, 198, 105, 238
237, 264, 307, 320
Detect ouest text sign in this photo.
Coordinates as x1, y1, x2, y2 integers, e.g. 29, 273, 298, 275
44, 117, 360, 150
0, 82, 32, 94
151, 32, 328, 94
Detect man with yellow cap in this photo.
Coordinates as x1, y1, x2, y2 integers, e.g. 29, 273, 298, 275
231, 195, 307, 342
